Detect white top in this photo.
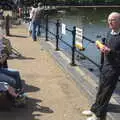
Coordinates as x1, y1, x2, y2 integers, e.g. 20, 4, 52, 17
111, 29, 120, 35
30, 6, 44, 21
29, 7, 35, 19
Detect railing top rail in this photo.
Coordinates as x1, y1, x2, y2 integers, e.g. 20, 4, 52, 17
44, 15, 100, 69
83, 36, 95, 43
66, 27, 73, 33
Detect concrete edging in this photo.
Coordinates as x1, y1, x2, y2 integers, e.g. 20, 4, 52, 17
39, 38, 120, 120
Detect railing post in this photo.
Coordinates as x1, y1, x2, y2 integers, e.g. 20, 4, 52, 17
5, 15, 10, 36
100, 37, 105, 70
45, 14, 48, 41
71, 26, 76, 66
56, 20, 60, 51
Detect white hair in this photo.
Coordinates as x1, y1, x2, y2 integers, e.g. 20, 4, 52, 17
108, 12, 120, 20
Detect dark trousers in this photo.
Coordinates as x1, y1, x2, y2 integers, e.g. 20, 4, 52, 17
32, 20, 41, 41
90, 66, 119, 118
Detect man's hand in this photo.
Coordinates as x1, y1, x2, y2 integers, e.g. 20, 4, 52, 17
100, 46, 111, 54
96, 40, 111, 54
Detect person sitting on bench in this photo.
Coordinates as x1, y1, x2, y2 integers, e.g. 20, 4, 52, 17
0, 34, 23, 91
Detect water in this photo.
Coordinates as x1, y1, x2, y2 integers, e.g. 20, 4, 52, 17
44, 7, 120, 76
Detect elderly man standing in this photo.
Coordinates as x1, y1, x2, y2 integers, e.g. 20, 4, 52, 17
82, 12, 120, 120
31, 2, 43, 41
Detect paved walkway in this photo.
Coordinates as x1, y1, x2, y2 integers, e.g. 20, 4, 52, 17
0, 24, 92, 120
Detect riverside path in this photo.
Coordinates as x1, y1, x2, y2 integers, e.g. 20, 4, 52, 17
0, 23, 91, 120
1, 22, 120, 120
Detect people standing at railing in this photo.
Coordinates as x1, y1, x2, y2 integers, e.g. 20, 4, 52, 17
30, 2, 44, 41
82, 12, 120, 120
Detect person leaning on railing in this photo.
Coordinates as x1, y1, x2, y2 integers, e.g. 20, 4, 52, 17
82, 12, 120, 120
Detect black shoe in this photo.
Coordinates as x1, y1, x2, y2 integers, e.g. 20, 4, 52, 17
16, 88, 24, 95
13, 93, 27, 108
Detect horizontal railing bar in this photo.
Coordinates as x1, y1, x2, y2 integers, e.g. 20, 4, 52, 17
66, 27, 73, 33
59, 38, 73, 49
48, 31, 56, 36
83, 36, 95, 43
76, 49, 100, 68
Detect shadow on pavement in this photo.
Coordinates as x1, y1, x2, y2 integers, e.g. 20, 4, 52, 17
0, 97, 53, 120
9, 34, 28, 38
8, 48, 35, 60
9, 55, 35, 60
0, 80, 54, 120
22, 80, 40, 93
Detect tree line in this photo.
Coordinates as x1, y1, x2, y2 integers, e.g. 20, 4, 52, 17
30, 0, 120, 6
2, 0, 119, 9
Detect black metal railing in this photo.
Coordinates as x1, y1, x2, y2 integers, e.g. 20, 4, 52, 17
39, 14, 103, 72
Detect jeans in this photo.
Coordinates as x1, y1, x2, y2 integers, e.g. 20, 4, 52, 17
0, 68, 22, 89
32, 20, 41, 41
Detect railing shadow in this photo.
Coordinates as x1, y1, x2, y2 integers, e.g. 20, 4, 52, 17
8, 55, 35, 60
8, 48, 35, 60
9, 34, 28, 38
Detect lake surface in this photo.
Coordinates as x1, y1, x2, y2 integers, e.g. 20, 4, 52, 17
46, 7, 120, 76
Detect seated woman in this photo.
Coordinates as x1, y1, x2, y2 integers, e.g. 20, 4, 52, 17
0, 34, 23, 91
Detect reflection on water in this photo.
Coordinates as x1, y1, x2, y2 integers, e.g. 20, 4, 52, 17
48, 7, 120, 76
